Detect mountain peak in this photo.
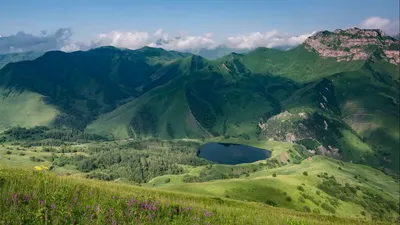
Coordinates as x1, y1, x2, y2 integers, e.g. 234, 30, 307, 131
305, 27, 399, 64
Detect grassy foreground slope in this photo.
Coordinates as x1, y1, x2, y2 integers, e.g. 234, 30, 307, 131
0, 165, 382, 225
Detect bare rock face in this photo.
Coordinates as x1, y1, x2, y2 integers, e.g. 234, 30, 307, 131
304, 27, 399, 64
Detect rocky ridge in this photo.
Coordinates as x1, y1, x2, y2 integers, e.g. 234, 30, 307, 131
304, 27, 399, 64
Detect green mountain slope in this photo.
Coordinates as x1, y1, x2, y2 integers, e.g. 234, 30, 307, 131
0, 47, 191, 130
1, 28, 399, 174
0, 88, 59, 131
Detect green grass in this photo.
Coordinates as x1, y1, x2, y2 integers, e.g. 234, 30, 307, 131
160, 156, 399, 222
0, 89, 59, 133
0, 138, 398, 223
0, 165, 386, 225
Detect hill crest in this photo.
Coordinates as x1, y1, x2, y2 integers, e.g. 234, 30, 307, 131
304, 27, 399, 64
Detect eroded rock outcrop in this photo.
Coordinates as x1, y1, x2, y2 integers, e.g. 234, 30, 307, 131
304, 27, 399, 64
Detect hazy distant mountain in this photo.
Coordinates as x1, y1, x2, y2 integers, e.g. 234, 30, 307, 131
0, 51, 43, 69
186, 45, 251, 59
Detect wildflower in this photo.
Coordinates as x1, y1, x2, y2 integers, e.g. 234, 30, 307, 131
90, 214, 95, 222
112, 220, 117, 225
34, 165, 50, 172
86, 205, 91, 210
51, 203, 56, 210
23, 195, 29, 202
204, 210, 212, 217
94, 204, 99, 212
109, 208, 114, 215
39, 200, 46, 206
187, 206, 192, 211
12, 193, 18, 205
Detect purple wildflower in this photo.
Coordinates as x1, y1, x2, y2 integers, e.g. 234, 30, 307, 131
51, 203, 56, 210
109, 208, 114, 215
204, 210, 212, 217
94, 203, 99, 212
39, 200, 46, 206
86, 205, 91, 210
23, 195, 29, 202
112, 220, 117, 225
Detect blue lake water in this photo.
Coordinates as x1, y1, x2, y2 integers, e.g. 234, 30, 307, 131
197, 142, 271, 165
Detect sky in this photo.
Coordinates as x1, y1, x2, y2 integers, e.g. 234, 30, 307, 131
0, 0, 399, 54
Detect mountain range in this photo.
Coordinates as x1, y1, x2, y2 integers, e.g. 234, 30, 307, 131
0, 27, 399, 174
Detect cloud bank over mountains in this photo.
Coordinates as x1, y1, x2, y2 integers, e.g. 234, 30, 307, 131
0, 17, 398, 54
359, 17, 399, 35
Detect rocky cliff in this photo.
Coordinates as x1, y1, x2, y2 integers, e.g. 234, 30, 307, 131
304, 27, 399, 64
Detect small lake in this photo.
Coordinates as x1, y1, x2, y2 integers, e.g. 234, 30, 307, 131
197, 142, 271, 165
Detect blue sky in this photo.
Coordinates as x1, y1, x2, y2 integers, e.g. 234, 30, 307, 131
0, 0, 399, 53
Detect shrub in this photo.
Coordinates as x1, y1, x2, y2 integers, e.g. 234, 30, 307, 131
165, 178, 171, 183
272, 173, 277, 177
19, 153, 26, 156
361, 211, 366, 216
29, 156, 44, 162
321, 202, 335, 214
312, 208, 321, 214
286, 196, 292, 202
298, 196, 305, 203
316, 190, 321, 195
6, 151, 12, 155
265, 199, 277, 207
338, 167, 342, 170
297, 186, 305, 192
303, 171, 308, 176
303, 206, 311, 213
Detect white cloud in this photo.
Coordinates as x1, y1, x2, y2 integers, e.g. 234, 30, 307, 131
90, 31, 151, 49
148, 34, 218, 51
0, 28, 73, 54
226, 30, 315, 49
360, 17, 400, 35
3, 27, 315, 54
61, 43, 82, 52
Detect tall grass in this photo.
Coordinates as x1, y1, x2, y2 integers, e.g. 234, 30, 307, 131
0, 166, 385, 225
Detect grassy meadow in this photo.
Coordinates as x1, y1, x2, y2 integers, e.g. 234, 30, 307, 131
0, 165, 389, 225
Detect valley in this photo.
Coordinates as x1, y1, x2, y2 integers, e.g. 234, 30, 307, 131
0, 27, 399, 224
